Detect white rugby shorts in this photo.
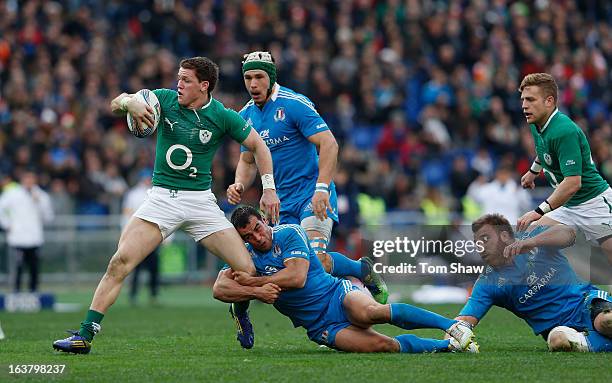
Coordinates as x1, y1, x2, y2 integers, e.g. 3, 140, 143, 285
545, 188, 612, 243
134, 186, 233, 242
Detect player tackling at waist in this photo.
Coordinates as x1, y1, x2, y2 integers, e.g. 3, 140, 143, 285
213, 205, 479, 354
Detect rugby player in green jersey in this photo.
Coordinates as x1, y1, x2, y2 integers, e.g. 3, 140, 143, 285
52, 57, 280, 354
517, 73, 612, 263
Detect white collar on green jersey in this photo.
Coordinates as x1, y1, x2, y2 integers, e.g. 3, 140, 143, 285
201, 97, 213, 110
269, 83, 280, 102
538, 108, 558, 133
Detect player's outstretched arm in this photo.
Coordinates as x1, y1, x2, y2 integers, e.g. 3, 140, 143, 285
227, 151, 258, 205
213, 269, 280, 304
233, 258, 309, 290
241, 129, 280, 223
454, 316, 479, 328
444, 316, 478, 340
503, 224, 576, 258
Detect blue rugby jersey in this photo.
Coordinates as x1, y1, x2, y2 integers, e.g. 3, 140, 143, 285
460, 226, 596, 335
246, 224, 343, 330
239, 84, 337, 221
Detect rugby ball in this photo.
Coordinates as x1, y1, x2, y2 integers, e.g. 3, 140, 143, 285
127, 89, 161, 137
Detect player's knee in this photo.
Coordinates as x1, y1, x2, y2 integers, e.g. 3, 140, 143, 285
246, 263, 256, 276
106, 250, 131, 281
547, 326, 588, 352
240, 261, 256, 276
547, 331, 571, 352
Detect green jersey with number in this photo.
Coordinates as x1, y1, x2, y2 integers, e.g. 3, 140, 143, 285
151, 89, 251, 190
530, 109, 609, 206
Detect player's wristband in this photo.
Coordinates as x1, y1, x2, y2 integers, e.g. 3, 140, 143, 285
530, 161, 542, 174
261, 174, 275, 190
119, 96, 130, 112
315, 182, 329, 194
535, 200, 553, 216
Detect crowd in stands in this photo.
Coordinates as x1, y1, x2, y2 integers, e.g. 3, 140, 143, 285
1, 0, 611, 232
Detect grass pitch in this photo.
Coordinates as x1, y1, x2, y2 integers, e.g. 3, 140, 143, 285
0, 285, 607, 382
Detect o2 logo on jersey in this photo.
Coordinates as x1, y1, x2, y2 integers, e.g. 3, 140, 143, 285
166, 144, 198, 178
274, 107, 286, 122
199, 129, 212, 144
543, 153, 552, 165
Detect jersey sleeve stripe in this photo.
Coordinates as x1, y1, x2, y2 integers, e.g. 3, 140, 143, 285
277, 224, 310, 248
277, 90, 314, 104
277, 93, 318, 113
342, 279, 352, 293
283, 256, 304, 263
277, 91, 315, 107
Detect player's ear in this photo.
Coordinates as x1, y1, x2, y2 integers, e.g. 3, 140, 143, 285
499, 230, 512, 243
200, 80, 209, 94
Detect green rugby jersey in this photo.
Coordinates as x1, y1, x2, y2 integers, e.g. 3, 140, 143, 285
151, 89, 251, 190
530, 109, 609, 206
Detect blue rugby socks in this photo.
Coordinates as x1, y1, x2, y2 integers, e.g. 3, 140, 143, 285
328, 251, 364, 279
394, 334, 450, 353
390, 303, 455, 331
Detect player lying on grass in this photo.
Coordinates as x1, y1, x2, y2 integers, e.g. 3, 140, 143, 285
455, 213, 612, 352
213, 206, 478, 353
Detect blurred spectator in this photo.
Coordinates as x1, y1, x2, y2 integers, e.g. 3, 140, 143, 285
0, 169, 54, 292
449, 156, 479, 201
471, 148, 495, 178
420, 186, 451, 225
467, 164, 532, 224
